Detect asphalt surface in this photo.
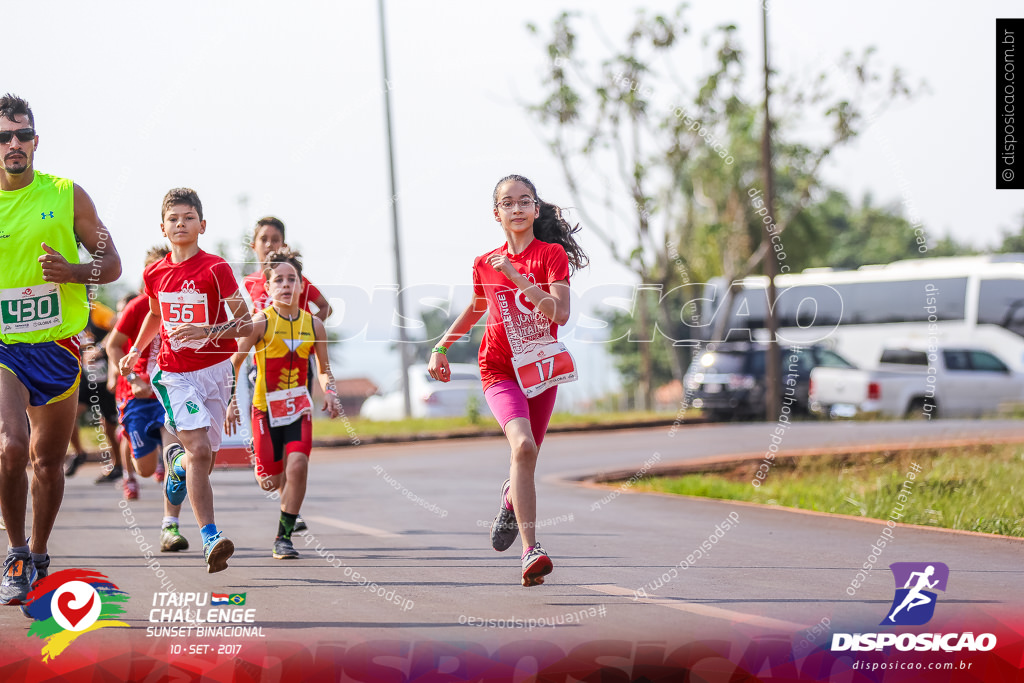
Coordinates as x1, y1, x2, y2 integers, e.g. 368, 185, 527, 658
1, 419, 1022, 663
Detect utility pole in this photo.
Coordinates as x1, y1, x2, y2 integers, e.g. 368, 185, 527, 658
378, 0, 412, 418
761, 2, 781, 422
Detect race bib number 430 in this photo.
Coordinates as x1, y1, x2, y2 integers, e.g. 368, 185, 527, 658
512, 341, 578, 398
1, 283, 62, 334
158, 291, 209, 350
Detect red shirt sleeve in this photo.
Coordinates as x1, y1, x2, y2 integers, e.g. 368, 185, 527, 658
212, 260, 241, 301
472, 260, 484, 298
142, 266, 155, 300
303, 277, 322, 303
546, 245, 570, 284
114, 296, 145, 340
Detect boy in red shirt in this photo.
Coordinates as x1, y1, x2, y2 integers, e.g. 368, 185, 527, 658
106, 245, 190, 552
119, 188, 251, 573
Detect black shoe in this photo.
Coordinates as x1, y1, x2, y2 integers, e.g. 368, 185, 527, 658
95, 465, 123, 484
64, 452, 87, 477
272, 537, 299, 559
294, 515, 308, 533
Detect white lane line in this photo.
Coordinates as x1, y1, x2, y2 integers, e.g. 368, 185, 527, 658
304, 516, 402, 538
580, 584, 808, 632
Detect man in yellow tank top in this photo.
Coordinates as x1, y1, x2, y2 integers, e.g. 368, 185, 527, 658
226, 249, 341, 560
0, 94, 122, 606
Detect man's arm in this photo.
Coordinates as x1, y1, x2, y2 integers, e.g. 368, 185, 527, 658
39, 184, 122, 285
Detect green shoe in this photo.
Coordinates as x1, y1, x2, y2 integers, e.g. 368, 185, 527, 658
160, 523, 190, 552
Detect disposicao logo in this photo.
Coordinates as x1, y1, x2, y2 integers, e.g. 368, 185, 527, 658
832, 562, 997, 653
23, 569, 129, 661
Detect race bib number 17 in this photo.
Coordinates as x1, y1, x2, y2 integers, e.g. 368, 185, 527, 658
512, 341, 578, 398
1, 283, 62, 334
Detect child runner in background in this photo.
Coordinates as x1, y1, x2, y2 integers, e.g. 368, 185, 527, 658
119, 188, 252, 573
428, 174, 587, 586
65, 300, 122, 484
237, 217, 332, 533
106, 245, 191, 551
226, 248, 341, 560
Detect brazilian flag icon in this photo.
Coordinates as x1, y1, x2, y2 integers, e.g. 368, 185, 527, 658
228, 593, 246, 605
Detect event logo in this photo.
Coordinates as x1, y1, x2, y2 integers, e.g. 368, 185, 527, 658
23, 569, 129, 661
883, 562, 949, 626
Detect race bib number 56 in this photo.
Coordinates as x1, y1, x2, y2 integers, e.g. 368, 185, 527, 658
512, 341, 578, 398
158, 291, 209, 350
1, 283, 62, 334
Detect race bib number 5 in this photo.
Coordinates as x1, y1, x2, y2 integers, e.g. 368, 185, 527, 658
1, 283, 62, 335
512, 341, 578, 398
267, 387, 312, 427
158, 291, 209, 350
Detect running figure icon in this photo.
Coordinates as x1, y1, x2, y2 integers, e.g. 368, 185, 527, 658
887, 565, 939, 622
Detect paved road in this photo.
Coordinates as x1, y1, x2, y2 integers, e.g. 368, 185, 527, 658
1, 419, 1022, 672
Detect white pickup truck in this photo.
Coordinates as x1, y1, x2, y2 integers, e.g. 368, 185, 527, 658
809, 343, 1024, 419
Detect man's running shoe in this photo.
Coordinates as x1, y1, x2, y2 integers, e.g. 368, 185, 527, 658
521, 542, 553, 587
0, 550, 35, 605
154, 456, 165, 484
490, 478, 518, 552
163, 444, 187, 506
64, 452, 87, 477
160, 524, 189, 552
0, 516, 5, 530
204, 533, 234, 574
124, 477, 140, 500
294, 515, 307, 533
95, 464, 123, 484
272, 537, 299, 559
18, 554, 49, 618
34, 554, 50, 580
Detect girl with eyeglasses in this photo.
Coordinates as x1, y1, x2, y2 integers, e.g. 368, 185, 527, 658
428, 174, 588, 586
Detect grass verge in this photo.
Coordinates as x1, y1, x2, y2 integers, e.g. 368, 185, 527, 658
633, 443, 1024, 537
311, 410, 690, 439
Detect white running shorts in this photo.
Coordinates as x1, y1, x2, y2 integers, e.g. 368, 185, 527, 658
151, 360, 232, 452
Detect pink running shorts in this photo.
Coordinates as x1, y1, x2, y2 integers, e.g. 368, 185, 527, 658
483, 380, 558, 447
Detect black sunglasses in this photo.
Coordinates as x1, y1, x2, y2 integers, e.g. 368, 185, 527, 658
0, 128, 35, 144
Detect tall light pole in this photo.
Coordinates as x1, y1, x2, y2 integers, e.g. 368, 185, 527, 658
378, 0, 412, 418
761, 2, 781, 422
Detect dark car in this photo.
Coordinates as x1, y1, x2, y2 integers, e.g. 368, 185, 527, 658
684, 343, 854, 421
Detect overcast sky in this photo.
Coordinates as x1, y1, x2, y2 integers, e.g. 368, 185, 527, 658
12, 1, 1023, 389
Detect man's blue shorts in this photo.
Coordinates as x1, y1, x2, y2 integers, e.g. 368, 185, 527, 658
0, 338, 81, 406
118, 397, 165, 458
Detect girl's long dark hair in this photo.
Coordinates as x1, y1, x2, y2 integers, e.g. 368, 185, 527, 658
493, 174, 589, 274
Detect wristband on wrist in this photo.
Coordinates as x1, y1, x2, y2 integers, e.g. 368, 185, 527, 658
432, 346, 448, 355
325, 387, 338, 396
130, 345, 140, 355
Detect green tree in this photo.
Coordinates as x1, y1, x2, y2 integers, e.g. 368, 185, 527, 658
527, 6, 921, 404
994, 216, 1024, 253
806, 190, 973, 269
